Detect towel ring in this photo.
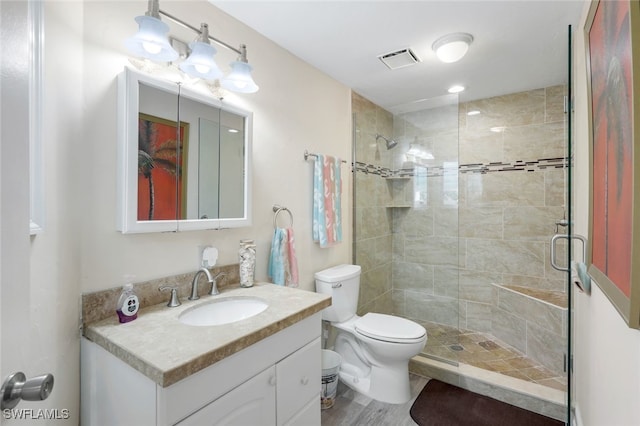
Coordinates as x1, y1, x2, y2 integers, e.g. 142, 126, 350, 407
272, 205, 293, 229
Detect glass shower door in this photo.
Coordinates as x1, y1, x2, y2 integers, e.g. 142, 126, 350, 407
567, 23, 575, 426
351, 92, 462, 367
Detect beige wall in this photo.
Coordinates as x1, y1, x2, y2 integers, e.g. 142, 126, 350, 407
30, 1, 351, 421
573, 2, 640, 425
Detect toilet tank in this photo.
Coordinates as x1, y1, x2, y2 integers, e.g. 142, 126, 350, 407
314, 264, 361, 322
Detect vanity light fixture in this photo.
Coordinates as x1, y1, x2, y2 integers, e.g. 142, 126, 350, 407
432, 33, 474, 63
221, 45, 259, 93
179, 23, 223, 80
126, 0, 259, 93
125, 0, 179, 62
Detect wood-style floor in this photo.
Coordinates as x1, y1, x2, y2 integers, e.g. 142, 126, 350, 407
321, 374, 428, 426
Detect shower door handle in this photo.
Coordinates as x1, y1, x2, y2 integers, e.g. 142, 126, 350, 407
550, 234, 587, 272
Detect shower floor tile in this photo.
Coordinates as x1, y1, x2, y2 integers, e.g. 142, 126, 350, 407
420, 321, 567, 392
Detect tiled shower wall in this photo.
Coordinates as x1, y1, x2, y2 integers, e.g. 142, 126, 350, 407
352, 93, 395, 315
353, 86, 568, 374
458, 86, 568, 374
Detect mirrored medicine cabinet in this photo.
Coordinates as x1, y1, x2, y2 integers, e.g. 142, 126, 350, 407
117, 68, 253, 233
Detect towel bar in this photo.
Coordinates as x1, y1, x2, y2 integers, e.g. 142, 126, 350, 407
304, 149, 348, 164
273, 205, 293, 228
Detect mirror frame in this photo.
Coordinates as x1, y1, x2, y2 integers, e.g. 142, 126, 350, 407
117, 67, 253, 233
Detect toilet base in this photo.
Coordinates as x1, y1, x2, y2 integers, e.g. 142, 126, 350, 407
338, 360, 412, 404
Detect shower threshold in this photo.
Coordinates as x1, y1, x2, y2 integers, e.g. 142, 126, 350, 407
410, 355, 566, 422
420, 321, 566, 391
410, 322, 567, 422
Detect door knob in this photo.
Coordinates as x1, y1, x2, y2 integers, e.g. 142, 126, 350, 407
1, 372, 54, 410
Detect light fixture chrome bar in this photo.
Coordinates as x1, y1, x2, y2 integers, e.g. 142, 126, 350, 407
159, 9, 241, 55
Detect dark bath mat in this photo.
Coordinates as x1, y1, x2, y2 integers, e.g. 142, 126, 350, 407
410, 379, 564, 426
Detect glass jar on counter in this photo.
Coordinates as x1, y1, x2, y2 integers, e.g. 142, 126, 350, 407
239, 239, 256, 288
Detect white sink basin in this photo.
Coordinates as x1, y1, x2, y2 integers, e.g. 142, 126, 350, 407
179, 297, 268, 326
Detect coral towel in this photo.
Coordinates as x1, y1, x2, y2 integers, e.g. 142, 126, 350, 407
268, 227, 299, 287
313, 154, 342, 248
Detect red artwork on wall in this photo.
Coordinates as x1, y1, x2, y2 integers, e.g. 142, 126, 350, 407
589, 0, 633, 297
137, 113, 189, 221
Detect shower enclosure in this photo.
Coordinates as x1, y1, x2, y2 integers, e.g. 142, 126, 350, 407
352, 77, 572, 420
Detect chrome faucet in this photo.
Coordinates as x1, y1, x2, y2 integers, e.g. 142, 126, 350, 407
209, 272, 226, 296
189, 268, 227, 300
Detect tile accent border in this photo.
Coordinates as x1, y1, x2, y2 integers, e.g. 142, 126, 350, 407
354, 156, 568, 178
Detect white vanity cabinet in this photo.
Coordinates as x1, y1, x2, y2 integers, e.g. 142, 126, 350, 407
81, 312, 322, 425
178, 338, 320, 426
177, 365, 276, 425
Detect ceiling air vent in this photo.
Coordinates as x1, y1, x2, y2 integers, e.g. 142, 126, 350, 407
378, 48, 421, 70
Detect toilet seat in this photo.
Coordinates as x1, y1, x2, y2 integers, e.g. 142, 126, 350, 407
355, 313, 426, 344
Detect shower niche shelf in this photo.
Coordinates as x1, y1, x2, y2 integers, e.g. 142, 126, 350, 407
386, 175, 412, 208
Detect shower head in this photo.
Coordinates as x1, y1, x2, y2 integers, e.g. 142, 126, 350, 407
375, 133, 398, 150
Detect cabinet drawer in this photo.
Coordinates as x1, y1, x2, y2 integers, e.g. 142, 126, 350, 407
276, 338, 321, 425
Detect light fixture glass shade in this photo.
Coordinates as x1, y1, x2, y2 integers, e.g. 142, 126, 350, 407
179, 42, 223, 80
221, 61, 259, 93
125, 15, 178, 62
432, 33, 473, 63
406, 144, 434, 160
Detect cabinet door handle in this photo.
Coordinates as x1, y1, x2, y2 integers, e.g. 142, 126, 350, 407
268, 376, 276, 386
300, 376, 309, 386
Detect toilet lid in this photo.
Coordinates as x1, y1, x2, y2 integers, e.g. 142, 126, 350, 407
355, 313, 426, 343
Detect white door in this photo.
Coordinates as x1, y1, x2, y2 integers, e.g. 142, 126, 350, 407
0, 0, 50, 419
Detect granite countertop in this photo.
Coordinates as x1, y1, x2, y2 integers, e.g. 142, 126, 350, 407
83, 283, 331, 387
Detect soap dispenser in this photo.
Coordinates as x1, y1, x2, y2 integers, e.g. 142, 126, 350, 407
116, 280, 139, 323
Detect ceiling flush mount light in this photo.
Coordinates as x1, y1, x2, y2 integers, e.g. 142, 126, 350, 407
448, 85, 465, 94
432, 33, 473, 63
125, 0, 178, 62
126, 0, 258, 93
179, 23, 223, 80
221, 45, 259, 93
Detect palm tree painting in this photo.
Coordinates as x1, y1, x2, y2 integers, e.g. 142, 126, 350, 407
137, 113, 189, 221
588, 0, 634, 298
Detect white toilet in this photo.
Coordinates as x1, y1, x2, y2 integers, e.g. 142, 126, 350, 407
315, 264, 427, 404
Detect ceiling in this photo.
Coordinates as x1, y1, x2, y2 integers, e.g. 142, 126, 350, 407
212, 0, 586, 112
